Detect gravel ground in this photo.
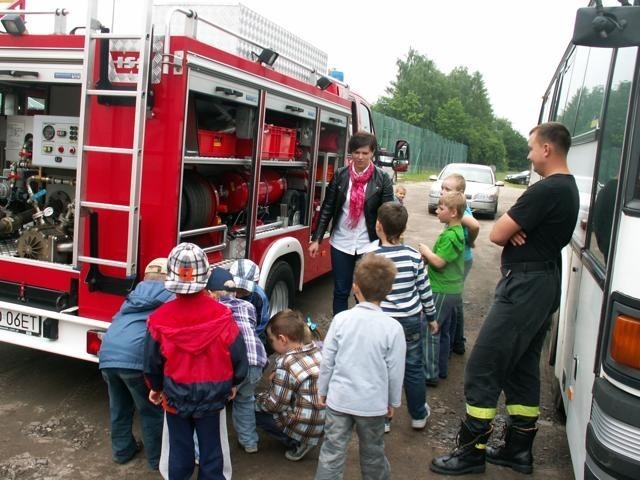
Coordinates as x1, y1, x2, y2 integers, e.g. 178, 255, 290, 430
0, 181, 573, 479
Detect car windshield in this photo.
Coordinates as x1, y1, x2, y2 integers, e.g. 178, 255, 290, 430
441, 165, 493, 184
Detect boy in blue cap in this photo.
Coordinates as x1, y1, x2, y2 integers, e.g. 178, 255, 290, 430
230, 259, 271, 338
207, 267, 267, 454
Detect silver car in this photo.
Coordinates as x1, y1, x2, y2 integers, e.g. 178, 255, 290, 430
427, 163, 503, 219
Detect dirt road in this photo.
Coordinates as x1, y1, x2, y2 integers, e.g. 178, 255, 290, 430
0, 182, 573, 479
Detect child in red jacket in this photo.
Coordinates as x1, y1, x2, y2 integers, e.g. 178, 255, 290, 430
144, 243, 247, 479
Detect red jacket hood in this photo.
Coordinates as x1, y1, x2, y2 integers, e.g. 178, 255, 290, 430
148, 292, 236, 356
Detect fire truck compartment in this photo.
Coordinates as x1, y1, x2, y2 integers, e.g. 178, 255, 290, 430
1, 80, 81, 267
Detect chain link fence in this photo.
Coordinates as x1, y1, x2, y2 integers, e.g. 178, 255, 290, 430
373, 112, 468, 173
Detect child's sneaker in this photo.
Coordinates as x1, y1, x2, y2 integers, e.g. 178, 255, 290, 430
384, 417, 392, 433
285, 442, 314, 461
411, 403, 431, 430
425, 377, 439, 387
237, 439, 258, 453
114, 439, 143, 464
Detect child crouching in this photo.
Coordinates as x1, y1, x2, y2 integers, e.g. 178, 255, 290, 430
255, 309, 325, 461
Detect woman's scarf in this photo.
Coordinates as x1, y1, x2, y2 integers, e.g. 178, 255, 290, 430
347, 161, 374, 228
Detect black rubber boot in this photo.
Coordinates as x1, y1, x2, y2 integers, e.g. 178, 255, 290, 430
486, 423, 537, 474
430, 420, 493, 475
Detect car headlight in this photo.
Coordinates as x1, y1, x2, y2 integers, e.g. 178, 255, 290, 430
474, 192, 497, 201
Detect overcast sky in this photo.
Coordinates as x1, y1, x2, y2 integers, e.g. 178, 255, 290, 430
22, 0, 590, 136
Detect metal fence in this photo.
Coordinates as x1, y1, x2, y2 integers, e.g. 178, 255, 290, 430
373, 111, 468, 173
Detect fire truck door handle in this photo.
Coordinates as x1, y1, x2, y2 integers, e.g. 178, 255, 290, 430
285, 105, 304, 113
0, 69, 38, 78
215, 86, 242, 97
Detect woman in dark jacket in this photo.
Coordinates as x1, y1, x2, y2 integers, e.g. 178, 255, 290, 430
309, 131, 394, 314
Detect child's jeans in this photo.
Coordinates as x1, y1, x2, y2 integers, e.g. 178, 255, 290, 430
425, 292, 461, 380
452, 259, 473, 352
101, 368, 163, 469
255, 411, 299, 449
315, 407, 389, 480
232, 365, 263, 449
396, 314, 428, 420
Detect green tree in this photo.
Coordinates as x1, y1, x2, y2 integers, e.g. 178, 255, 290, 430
494, 118, 529, 170
374, 49, 514, 170
375, 90, 426, 126
375, 49, 450, 128
466, 122, 506, 170
434, 98, 472, 143
447, 67, 493, 124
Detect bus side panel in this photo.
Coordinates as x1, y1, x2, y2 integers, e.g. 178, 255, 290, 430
610, 213, 640, 297
558, 248, 601, 480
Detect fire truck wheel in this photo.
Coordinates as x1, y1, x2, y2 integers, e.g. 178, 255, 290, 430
265, 260, 295, 317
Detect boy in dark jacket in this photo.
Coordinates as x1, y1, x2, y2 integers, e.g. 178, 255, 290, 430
99, 258, 173, 469
144, 243, 247, 479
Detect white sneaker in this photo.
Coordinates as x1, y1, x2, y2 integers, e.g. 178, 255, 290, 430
285, 443, 314, 461
411, 403, 431, 430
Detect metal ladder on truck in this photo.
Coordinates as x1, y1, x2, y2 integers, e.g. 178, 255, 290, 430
73, 0, 153, 292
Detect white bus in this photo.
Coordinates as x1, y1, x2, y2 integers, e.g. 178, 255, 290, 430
541, 2, 640, 479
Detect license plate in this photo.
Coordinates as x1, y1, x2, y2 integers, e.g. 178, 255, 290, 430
0, 307, 41, 336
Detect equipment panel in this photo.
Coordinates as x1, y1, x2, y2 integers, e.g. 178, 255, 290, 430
32, 115, 79, 169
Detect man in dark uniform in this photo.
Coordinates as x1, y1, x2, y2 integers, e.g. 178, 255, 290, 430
431, 122, 579, 476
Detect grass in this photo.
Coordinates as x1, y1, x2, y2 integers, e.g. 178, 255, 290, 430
398, 170, 527, 187
396, 171, 438, 183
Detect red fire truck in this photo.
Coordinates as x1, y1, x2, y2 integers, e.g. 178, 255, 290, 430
0, 1, 408, 361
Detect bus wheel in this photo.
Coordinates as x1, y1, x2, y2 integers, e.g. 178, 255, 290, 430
265, 260, 295, 318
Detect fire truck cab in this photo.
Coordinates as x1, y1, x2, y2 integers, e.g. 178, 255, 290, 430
0, 2, 409, 361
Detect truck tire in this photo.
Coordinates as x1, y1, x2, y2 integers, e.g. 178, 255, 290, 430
265, 260, 295, 317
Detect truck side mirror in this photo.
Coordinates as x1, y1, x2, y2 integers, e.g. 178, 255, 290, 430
392, 140, 410, 173
394, 140, 409, 161
573, 5, 640, 48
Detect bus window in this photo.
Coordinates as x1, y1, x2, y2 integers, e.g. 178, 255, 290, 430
588, 47, 638, 265
555, 46, 611, 138
553, 46, 612, 246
